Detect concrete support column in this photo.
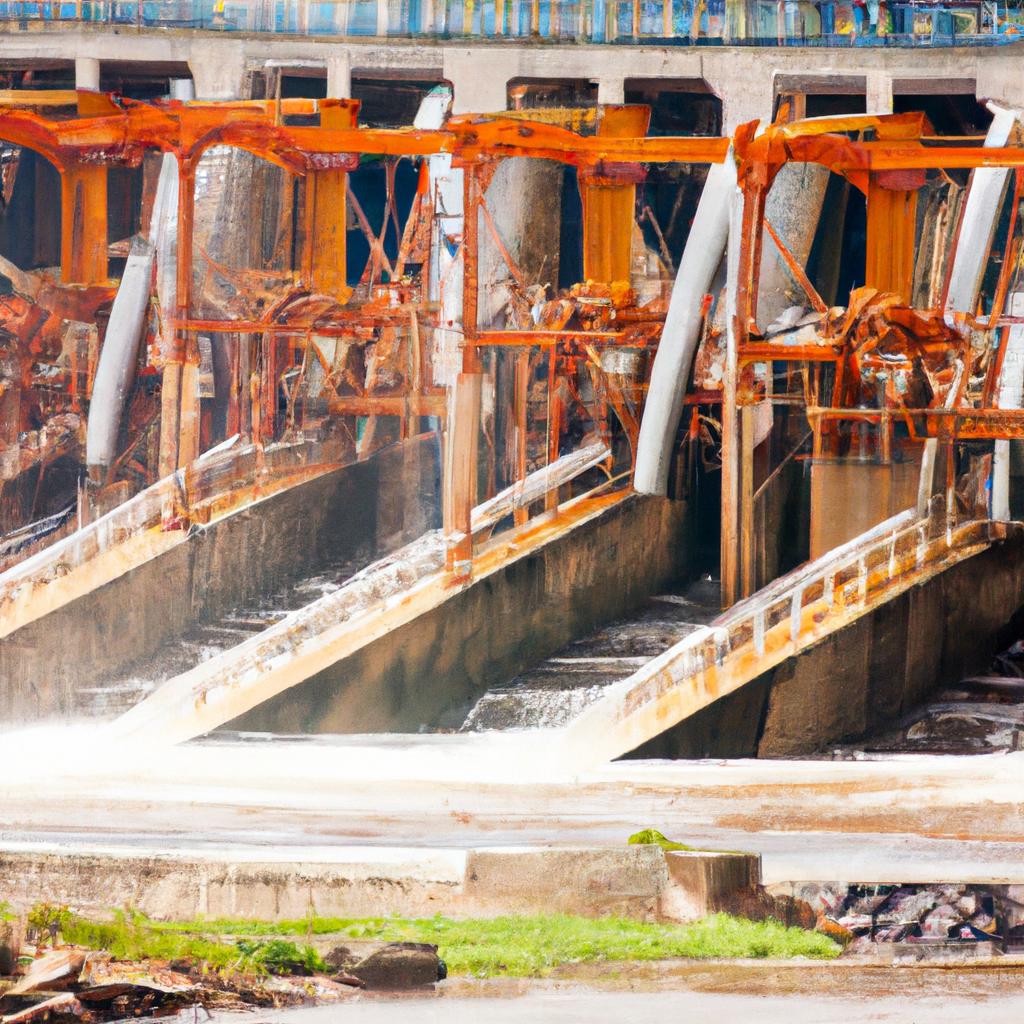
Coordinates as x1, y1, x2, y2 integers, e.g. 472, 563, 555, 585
169, 78, 195, 102
445, 52, 516, 113
188, 44, 246, 100
866, 71, 894, 114
74, 57, 100, 91
714, 73, 773, 132
597, 78, 625, 105
327, 54, 352, 99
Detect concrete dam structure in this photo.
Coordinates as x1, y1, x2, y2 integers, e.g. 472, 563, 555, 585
3, 19, 1024, 992
0, 69, 1021, 778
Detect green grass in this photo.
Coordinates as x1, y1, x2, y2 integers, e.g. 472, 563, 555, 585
57, 910, 839, 977
58, 911, 326, 975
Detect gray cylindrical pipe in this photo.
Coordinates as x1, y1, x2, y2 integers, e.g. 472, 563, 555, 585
758, 161, 829, 329
86, 151, 179, 475
919, 102, 1021, 516
85, 236, 155, 473
634, 151, 737, 495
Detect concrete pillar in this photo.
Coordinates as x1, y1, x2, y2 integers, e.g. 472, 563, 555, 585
866, 71, 893, 115
74, 57, 100, 91
188, 43, 246, 100
597, 78, 625, 105
169, 78, 195, 102
445, 52, 516, 113
713, 69, 773, 132
327, 54, 352, 99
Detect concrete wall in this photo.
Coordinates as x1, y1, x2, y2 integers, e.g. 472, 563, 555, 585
230, 492, 692, 734
2, 27, 1023, 122
626, 531, 1024, 759
0, 845, 758, 923
0, 434, 440, 724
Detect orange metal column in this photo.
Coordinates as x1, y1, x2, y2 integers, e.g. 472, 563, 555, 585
60, 162, 107, 285
159, 157, 198, 477
304, 100, 358, 301
865, 171, 921, 302
579, 105, 650, 284
444, 164, 482, 577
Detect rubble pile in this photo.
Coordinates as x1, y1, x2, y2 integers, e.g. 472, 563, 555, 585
784, 883, 1024, 954
0, 918, 447, 1023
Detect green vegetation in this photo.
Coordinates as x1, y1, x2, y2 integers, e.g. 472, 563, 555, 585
627, 828, 696, 852
49, 908, 839, 977
55, 909, 324, 975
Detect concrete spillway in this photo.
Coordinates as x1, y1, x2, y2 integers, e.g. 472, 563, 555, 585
0, 433, 442, 726
459, 581, 720, 732
75, 552, 366, 719
3, 426, 1021, 779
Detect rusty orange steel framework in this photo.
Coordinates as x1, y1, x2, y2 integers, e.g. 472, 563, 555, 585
0, 92, 728, 557
720, 109, 1024, 603
5, 96, 1024, 588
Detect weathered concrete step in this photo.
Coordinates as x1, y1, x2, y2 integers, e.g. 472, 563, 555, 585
0, 844, 759, 924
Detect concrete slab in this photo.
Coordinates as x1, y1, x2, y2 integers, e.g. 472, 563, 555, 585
1, 735, 1022, 889
0, 844, 756, 923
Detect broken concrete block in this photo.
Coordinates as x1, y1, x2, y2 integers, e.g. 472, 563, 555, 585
660, 850, 761, 923
349, 943, 446, 990
6, 949, 86, 995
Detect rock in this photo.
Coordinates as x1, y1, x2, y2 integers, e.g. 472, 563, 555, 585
324, 946, 357, 972
815, 915, 854, 946
350, 943, 446, 990
955, 893, 979, 919
836, 914, 874, 935
793, 883, 848, 918
849, 892, 891, 915
720, 887, 815, 930
873, 923, 916, 942
885, 889, 940, 924
842, 934, 876, 956
921, 904, 961, 938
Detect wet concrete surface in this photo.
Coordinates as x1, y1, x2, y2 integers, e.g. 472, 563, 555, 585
818, 641, 1024, 759
2, 737, 1024, 884
186, 965, 1024, 1023
458, 577, 720, 731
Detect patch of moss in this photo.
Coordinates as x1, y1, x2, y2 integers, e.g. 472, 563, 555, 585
627, 828, 696, 852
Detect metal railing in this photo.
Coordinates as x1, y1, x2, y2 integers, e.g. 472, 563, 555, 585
561, 489, 1005, 765
0, 0, 1021, 46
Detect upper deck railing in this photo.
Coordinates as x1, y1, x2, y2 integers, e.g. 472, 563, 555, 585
1, 0, 1021, 47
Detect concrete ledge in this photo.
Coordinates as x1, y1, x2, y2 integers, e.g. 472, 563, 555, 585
662, 850, 761, 922
0, 844, 760, 924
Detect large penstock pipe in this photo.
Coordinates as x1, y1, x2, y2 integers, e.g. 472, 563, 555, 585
85, 152, 178, 478
918, 102, 1022, 516
634, 151, 736, 495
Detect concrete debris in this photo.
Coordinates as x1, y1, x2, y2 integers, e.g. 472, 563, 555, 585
0, 942, 373, 1024
775, 884, 1011, 954
347, 943, 447, 990
0, 993, 81, 1024
5, 950, 85, 995
76, 960, 195, 1000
